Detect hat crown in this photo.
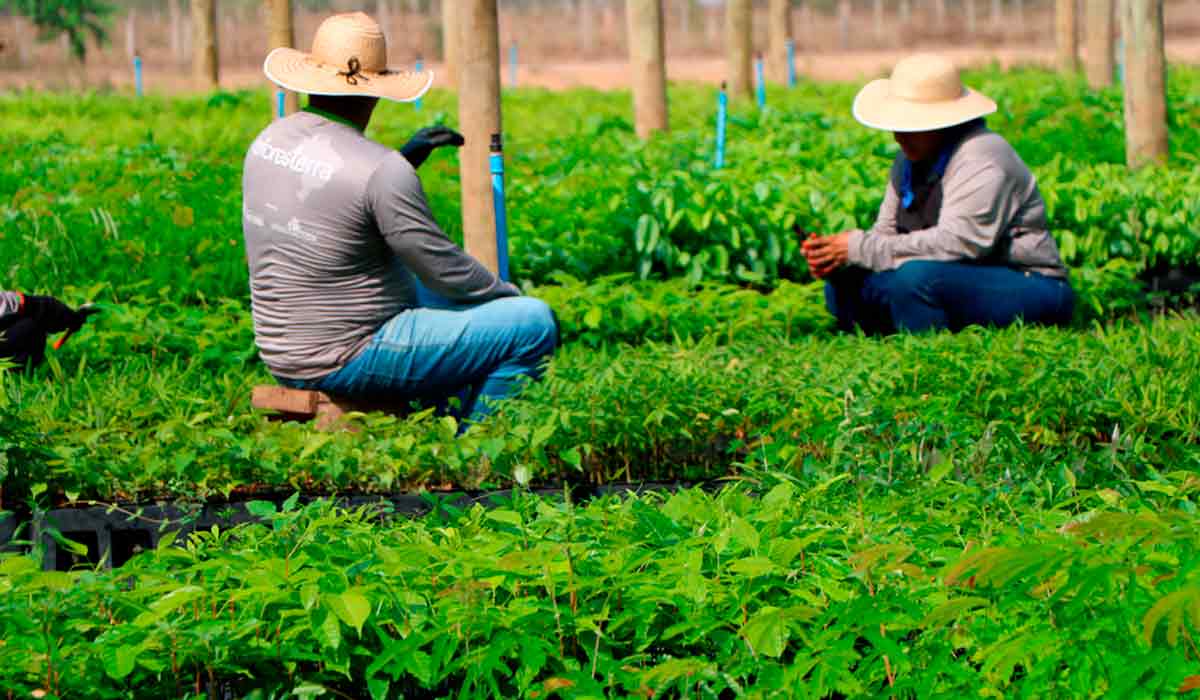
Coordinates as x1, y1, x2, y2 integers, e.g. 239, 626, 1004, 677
888, 55, 964, 104
310, 12, 388, 72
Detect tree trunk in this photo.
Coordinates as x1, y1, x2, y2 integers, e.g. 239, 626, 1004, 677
767, 0, 792, 83
838, 0, 851, 50
377, 0, 392, 47
459, 0, 503, 274
965, 0, 977, 35
1057, 0, 1079, 71
170, 0, 184, 66
193, 0, 219, 89
268, 0, 299, 114
935, 0, 947, 27
626, 0, 668, 138
990, 0, 1002, 28
873, 0, 884, 40
726, 0, 752, 98
1120, 0, 1167, 167
442, 0, 459, 87
1085, 0, 1114, 87
125, 10, 137, 60
901, 0, 912, 24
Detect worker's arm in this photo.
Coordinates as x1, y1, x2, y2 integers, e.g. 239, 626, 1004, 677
848, 160, 1020, 271
367, 153, 519, 303
863, 163, 902, 238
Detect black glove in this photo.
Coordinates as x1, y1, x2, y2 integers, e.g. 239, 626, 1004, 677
22, 295, 95, 334
399, 126, 465, 169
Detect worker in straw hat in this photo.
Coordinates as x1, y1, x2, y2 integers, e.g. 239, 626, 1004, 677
801, 55, 1074, 334
244, 12, 557, 425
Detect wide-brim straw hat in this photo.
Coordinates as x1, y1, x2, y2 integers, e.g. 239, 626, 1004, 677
264, 12, 433, 102
852, 54, 997, 132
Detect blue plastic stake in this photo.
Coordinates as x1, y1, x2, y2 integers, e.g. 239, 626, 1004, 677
489, 133, 510, 282
755, 53, 766, 110
276, 90, 286, 119
786, 39, 796, 88
715, 82, 728, 169
509, 43, 518, 87
133, 54, 143, 97
414, 57, 424, 110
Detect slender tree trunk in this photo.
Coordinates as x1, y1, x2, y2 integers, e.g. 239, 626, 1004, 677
626, 0, 668, 138
125, 10, 137, 59
170, 0, 184, 66
726, 0, 752, 98
990, 0, 1002, 27
269, 0, 299, 114
459, 0, 503, 273
1014, 0, 1025, 35
442, 0, 460, 87
838, 0, 851, 50
193, 0, 219, 88
581, 0, 597, 55
965, 0, 977, 35
768, 0, 792, 83
935, 0, 947, 27
1057, 0, 1079, 71
1086, 0, 1114, 87
377, 0, 392, 46
873, 0, 885, 40
1120, 0, 1167, 167
901, 0, 912, 24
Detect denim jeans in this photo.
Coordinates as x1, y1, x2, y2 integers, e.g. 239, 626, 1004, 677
824, 261, 1075, 335
282, 286, 558, 425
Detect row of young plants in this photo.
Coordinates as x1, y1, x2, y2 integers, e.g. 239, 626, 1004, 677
6, 308, 1199, 505
1, 68, 1197, 302
1, 468, 1198, 698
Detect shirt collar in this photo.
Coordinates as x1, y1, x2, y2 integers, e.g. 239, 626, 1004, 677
900, 129, 971, 210
302, 105, 365, 133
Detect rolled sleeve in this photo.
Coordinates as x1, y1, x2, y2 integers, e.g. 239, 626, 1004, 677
0, 291, 22, 319
366, 153, 519, 303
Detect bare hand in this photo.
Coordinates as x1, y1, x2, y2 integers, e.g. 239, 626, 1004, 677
801, 231, 851, 278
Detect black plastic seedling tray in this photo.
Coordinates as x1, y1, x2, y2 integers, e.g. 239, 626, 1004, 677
1, 481, 704, 571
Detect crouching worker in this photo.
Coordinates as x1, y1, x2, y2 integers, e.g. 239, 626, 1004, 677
1, 292, 95, 370
802, 55, 1074, 335
244, 13, 557, 424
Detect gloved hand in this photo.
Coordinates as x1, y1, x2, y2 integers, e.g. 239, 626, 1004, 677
399, 126, 465, 169
21, 295, 97, 334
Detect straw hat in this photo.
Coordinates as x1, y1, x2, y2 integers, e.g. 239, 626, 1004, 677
263, 12, 432, 102
852, 55, 997, 133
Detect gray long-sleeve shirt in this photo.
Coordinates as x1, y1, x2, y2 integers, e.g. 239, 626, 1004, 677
848, 125, 1067, 278
243, 110, 519, 380
0, 292, 20, 320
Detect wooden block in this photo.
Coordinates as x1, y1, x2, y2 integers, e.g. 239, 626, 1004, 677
251, 385, 320, 416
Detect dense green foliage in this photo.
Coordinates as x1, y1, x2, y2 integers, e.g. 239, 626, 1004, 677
2, 67, 1199, 297
2, 69, 1200, 698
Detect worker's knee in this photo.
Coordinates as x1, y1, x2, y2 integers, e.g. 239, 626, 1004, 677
507, 297, 559, 358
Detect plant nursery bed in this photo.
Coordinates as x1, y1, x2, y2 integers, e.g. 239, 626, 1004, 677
2, 481, 704, 571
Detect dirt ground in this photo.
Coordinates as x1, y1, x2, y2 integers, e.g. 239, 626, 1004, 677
3, 39, 1199, 94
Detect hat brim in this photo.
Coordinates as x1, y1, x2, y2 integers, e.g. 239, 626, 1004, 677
852, 78, 997, 133
263, 47, 433, 102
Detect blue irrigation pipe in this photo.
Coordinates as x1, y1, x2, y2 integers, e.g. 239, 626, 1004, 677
415, 57, 424, 110
755, 53, 766, 109
509, 43, 518, 87
133, 54, 143, 97
490, 133, 511, 282
276, 90, 286, 119
715, 82, 728, 169
786, 39, 796, 88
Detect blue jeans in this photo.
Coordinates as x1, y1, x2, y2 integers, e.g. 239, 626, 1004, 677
824, 261, 1075, 334
283, 289, 558, 425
